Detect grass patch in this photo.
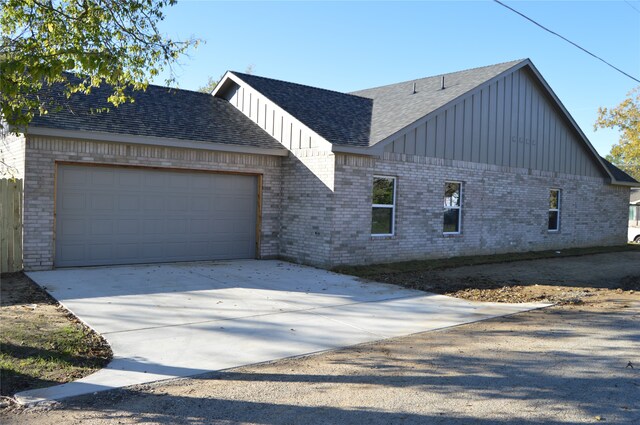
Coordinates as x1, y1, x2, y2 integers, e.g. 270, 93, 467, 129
0, 273, 111, 397
334, 244, 640, 278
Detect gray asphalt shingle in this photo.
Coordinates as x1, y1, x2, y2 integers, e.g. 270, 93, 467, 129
29, 76, 283, 150
351, 60, 525, 145
601, 157, 638, 184
231, 72, 373, 147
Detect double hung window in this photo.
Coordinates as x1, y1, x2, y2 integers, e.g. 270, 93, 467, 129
548, 189, 561, 231
371, 176, 396, 236
444, 182, 462, 234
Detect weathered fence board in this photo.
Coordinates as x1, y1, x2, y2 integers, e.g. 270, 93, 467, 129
0, 179, 23, 273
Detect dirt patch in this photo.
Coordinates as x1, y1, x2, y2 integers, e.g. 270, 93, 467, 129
0, 273, 112, 402
2, 287, 638, 424
1, 253, 639, 423
364, 252, 640, 305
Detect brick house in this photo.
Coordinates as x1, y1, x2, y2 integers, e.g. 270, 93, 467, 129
2, 59, 637, 271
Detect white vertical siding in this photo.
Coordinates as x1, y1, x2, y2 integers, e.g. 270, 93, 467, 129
222, 80, 332, 151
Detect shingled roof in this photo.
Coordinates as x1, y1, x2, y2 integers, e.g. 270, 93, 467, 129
230, 72, 373, 147
350, 60, 525, 145
600, 157, 638, 184
29, 76, 283, 150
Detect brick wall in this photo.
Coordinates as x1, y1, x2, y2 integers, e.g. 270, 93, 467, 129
19, 135, 631, 271
330, 152, 629, 266
23, 136, 282, 270
279, 149, 335, 267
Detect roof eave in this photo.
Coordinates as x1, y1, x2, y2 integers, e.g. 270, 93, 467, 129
331, 145, 374, 155
609, 179, 640, 187
25, 126, 289, 156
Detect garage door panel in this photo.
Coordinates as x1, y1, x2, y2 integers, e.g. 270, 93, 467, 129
141, 194, 165, 211
59, 218, 87, 237
91, 219, 113, 236
57, 243, 86, 263
60, 193, 86, 211
91, 169, 115, 186
61, 168, 88, 187
117, 194, 140, 211
114, 219, 140, 235
55, 165, 258, 267
91, 194, 115, 211
89, 243, 115, 261
119, 169, 143, 189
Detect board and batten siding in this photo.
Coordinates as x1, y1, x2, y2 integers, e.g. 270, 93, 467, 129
221, 81, 332, 151
383, 68, 603, 178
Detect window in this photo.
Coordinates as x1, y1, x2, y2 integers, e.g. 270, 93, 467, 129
443, 182, 462, 234
548, 189, 561, 231
371, 176, 396, 236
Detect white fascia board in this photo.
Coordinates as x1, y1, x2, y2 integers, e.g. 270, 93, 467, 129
219, 72, 334, 152
25, 127, 289, 156
210, 71, 233, 97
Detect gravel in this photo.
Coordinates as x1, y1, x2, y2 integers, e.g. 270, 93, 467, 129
2, 253, 639, 424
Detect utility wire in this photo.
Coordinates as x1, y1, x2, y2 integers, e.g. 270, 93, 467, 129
493, 0, 640, 84
624, 0, 640, 14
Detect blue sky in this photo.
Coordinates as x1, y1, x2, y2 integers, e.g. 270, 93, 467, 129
156, 1, 640, 156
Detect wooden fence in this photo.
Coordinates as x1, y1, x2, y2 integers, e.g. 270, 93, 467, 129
0, 179, 23, 273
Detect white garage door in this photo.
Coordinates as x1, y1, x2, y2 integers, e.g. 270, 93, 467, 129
55, 164, 258, 267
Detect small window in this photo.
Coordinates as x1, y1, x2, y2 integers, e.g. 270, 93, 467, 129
548, 189, 561, 231
444, 182, 462, 234
371, 176, 396, 236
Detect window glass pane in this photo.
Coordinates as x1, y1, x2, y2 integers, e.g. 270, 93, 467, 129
372, 177, 394, 205
630, 206, 636, 221
372, 207, 393, 234
444, 182, 461, 207
549, 190, 559, 209
443, 209, 460, 233
548, 210, 559, 230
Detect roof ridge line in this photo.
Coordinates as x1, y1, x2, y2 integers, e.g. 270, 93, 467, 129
230, 71, 373, 101
59, 71, 212, 97
350, 58, 528, 93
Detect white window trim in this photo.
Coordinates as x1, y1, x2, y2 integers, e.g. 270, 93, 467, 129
443, 181, 463, 235
548, 188, 561, 232
371, 175, 396, 237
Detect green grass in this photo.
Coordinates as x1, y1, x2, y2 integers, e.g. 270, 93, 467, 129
334, 244, 640, 278
0, 274, 111, 397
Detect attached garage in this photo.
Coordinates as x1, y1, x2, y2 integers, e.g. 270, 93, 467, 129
55, 164, 259, 267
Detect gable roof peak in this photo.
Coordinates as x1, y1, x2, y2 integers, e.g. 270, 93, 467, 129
350, 59, 529, 145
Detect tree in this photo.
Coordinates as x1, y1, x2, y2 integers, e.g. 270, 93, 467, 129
595, 87, 640, 181
197, 65, 255, 94
197, 76, 218, 94
0, 0, 198, 128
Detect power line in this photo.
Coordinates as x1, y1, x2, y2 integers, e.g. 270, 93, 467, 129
624, 0, 640, 14
493, 0, 640, 84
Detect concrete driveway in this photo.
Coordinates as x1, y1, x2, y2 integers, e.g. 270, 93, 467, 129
19, 260, 547, 404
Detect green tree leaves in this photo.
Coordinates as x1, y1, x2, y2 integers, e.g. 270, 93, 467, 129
595, 87, 640, 181
0, 0, 198, 128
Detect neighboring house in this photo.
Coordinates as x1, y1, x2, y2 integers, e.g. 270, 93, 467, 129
2, 59, 638, 271
630, 188, 640, 232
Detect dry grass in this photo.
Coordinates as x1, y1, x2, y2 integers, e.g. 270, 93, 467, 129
0, 273, 112, 397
